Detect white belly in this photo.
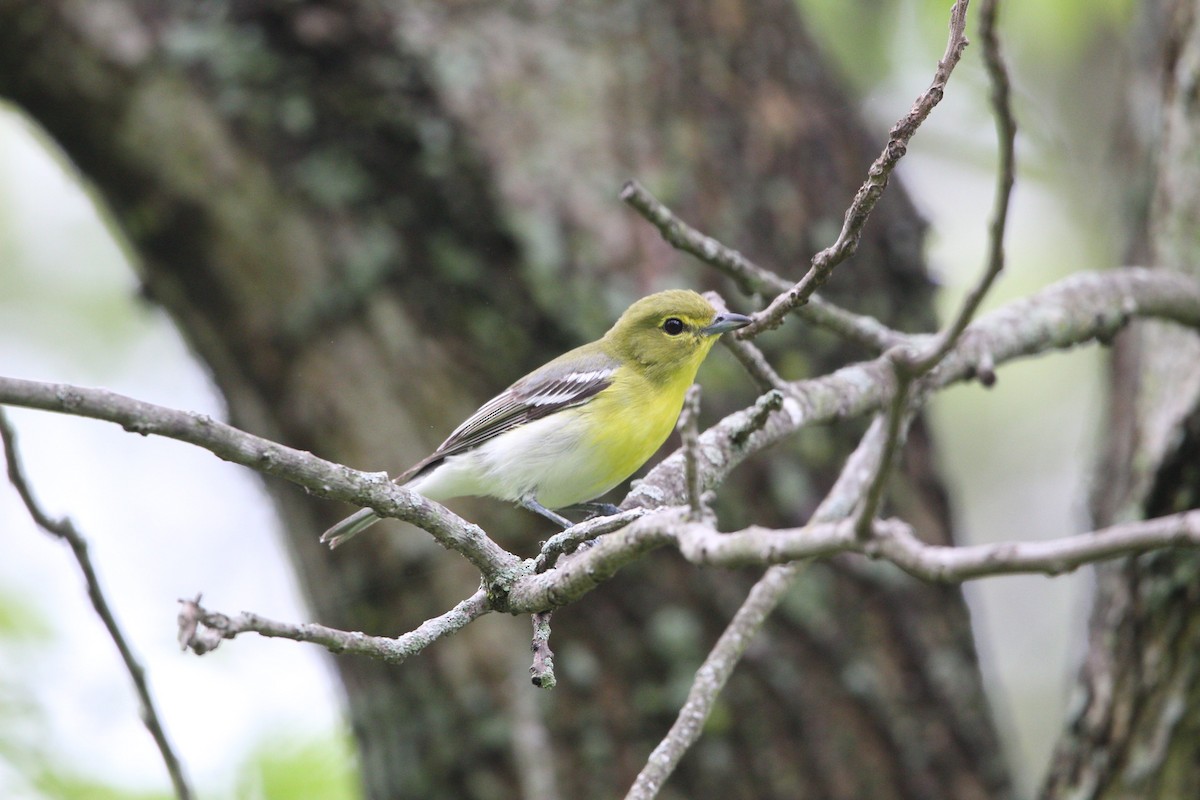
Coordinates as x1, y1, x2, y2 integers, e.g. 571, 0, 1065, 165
406, 412, 619, 509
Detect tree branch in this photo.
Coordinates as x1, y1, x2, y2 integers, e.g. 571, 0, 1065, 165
501, 508, 1200, 615
670, 512, 1200, 580
500, 508, 689, 613
740, 0, 973, 337
0, 409, 194, 800
624, 403, 893, 798
677, 385, 705, 519
722, 336, 788, 392
177, 590, 490, 663
0, 378, 521, 580
624, 562, 808, 800
161, 479, 1199, 690
906, 0, 1016, 374
619, 179, 905, 351
529, 611, 556, 689
850, 0, 1018, 540
533, 508, 647, 573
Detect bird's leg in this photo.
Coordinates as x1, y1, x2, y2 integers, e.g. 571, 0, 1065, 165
519, 495, 575, 529
567, 501, 623, 519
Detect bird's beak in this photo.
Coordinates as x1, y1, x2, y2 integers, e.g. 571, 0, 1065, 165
701, 312, 753, 336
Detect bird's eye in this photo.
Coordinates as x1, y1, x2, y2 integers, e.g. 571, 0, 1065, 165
662, 317, 685, 336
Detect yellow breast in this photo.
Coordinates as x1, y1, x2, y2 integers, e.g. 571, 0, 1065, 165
552, 363, 697, 506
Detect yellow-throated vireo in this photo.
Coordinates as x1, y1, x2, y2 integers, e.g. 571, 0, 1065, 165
321, 290, 751, 548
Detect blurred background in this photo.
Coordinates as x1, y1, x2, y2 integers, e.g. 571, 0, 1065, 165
0, 0, 1135, 797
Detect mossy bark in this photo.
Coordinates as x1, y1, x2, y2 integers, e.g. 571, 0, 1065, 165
1042, 1, 1200, 797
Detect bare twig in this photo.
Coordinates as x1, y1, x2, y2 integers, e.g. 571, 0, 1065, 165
533, 507, 647, 573
851, 372, 923, 538
620, 179, 905, 352
177, 590, 489, 662
674, 512, 1200, 581
722, 337, 788, 392
0, 409, 193, 800
741, 0, 973, 338
625, 411, 917, 798
619, 178, 787, 296
729, 389, 786, 448
624, 562, 807, 800
703, 289, 790, 392
166, 502, 1200, 668
0, 379, 520, 580
509, 655, 562, 800
529, 611, 556, 688
906, 0, 1016, 374
678, 385, 704, 519
501, 508, 689, 613
511, 508, 1200, 618
854, 0, 1017, 533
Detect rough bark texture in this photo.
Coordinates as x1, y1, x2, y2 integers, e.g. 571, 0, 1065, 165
1043, 0, 1200, 797
0, 2, 1009, 798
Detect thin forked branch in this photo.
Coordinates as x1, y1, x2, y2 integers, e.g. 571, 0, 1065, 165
177, 590, 490, 662
852, 0, 1017, 533
907, 0, 1017, 374
741, 0, 973, 337
0, 379, 520, 580
624, 412, 894, 799
167, 508, 1200, 659
0, 409, 194, 800
620, 179, 905, 352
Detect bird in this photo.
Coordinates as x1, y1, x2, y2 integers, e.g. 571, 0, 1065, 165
320, 289, 752, 548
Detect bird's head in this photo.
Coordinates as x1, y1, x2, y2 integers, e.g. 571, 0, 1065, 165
604, 290, 752, 384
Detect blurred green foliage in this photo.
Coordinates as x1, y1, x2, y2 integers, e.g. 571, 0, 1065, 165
235, 734, 358, 800
0, 726, 357, 800
796, 0, 1134, 92
29, 773, 172, 800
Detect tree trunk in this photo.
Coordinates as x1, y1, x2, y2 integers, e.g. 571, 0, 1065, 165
0, 1, 1009, 797
1042, 1, 1200, 796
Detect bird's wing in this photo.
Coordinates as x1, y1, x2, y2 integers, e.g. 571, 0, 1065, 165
397, 350, 618, 483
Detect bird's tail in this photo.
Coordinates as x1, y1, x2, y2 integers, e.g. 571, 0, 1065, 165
319, 507, 381, 549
